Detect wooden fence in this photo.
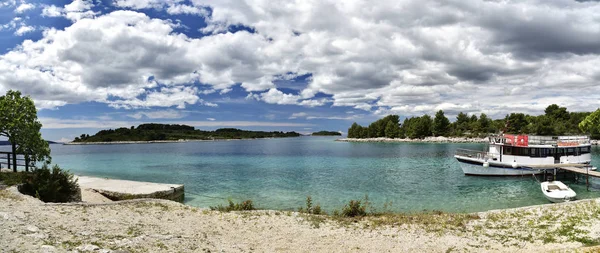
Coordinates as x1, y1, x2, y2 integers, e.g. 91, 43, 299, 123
0, 151, 34, 172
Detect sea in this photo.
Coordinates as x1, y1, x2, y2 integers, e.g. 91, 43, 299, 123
7, 136, 600, 213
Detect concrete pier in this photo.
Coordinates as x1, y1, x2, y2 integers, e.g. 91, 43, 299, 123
76, 176, 184, 202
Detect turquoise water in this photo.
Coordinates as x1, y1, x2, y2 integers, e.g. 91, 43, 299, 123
17, 137, 600, 213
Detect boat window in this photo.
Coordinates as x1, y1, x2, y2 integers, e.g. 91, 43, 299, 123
504, 147, 512, 155
581, 146, 590, 154
566, 148, 575, 156
530, 148, 539, 157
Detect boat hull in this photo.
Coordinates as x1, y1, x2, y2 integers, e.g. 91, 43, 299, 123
541, 181, 576, 203
456, 158, 543, 176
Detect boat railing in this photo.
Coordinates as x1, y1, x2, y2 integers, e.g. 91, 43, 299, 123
455, 148, 495, 160
490, 135, 590, 146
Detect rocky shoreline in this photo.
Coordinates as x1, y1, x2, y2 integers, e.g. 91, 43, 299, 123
338, 137, 600, 145
336, 136, 488, 143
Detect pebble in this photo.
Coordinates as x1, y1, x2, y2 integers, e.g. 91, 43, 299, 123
40, 245, 56, 253
26, 225, 39, 232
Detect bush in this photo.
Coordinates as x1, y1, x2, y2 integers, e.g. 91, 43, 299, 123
341, 199, 367, 217
19, 164, 80, 203
299, 196, 324, 215
210, 199, 255, 212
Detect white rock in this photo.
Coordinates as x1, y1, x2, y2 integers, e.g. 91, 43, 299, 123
40, 245, 56, 253
77, 244, 100, 251
26, 225, 39, 232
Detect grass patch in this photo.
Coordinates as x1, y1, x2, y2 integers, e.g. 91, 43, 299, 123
0, 171, 32, 186
210, 199, 255, 212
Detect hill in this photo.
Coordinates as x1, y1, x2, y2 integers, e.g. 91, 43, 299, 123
72, 124, 301, 142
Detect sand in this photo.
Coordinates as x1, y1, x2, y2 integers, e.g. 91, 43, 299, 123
3, 186, 600, 252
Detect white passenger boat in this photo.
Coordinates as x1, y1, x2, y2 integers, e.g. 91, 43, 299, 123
540, 181, 576, 203
455, 135, 592, 176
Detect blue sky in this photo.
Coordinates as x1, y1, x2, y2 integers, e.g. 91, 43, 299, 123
1, 0, 600, 142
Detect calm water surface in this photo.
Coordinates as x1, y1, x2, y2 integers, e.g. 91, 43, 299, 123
25, 137, 600, 212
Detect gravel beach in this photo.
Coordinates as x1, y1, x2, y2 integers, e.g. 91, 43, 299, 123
2, 186, 600, 252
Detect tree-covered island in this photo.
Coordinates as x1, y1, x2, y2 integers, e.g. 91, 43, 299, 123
73, 124, 301, 142
347, 104, 600, 139
311, 131, 342, 136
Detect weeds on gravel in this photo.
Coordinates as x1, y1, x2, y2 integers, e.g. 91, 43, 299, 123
210, 199, 255, 212
298, 196, 324, 215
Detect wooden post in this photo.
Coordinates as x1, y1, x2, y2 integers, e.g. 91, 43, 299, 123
587, 166, 590, 191
6, 153, 10, 170
25, 155, 29, 172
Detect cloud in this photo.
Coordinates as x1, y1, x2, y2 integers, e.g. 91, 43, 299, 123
39, 117, 313, 129
15, 3, 35, 13
206, 117, 215, 121
288, 112, 307, 119
13, 25, 34, 36
288, 112, 361, 121
4, 0, 600, 119
127, 109, 188, 119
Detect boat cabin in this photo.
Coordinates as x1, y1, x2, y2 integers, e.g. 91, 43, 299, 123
487, 134, 591, 165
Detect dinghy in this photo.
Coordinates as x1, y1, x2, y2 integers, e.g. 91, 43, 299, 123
540, 181, 576, 203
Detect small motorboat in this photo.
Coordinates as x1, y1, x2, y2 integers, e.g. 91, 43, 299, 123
541, 181, 576, 203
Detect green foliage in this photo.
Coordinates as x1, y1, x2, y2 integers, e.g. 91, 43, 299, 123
403, 115, 433, 139
580, 108, 600, 139
0, 90, 51, 171
19, 164, 80, 203
384, 120, 398, 138
347, 115, 399, 139
74, 124, 301, 142
299, 196, 324, 215
210, 199, 256, 212
311, 131, 342, 136
341, 199, 368, 217
433, 110, 450, 136
0, 172, 33, 186
349, 105, 594, 139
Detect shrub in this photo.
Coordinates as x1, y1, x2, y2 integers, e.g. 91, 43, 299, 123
19, 164, 80, 203
299, 196, 324, 215
210, 199, 255, 212
341, 199, 367, 217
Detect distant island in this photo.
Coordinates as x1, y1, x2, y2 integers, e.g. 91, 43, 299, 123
311, 131, 342, 136
71, 124, 301, 143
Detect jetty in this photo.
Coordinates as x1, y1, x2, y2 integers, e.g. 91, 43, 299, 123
76, 176, 184, 202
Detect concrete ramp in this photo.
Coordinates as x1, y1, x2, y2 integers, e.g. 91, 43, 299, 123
76, 176, 184, 202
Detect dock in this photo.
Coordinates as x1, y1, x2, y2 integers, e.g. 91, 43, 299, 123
560, 167, 600, 178
76, 176, 184, 202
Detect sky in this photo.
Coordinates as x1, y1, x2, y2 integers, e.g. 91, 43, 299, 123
1, 0, 600, 142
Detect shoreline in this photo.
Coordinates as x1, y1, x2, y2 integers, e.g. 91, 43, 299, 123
336, 136, 488, 143
2, 186, 600, 252
337, 137, 600, 145
64, 137, 299, 145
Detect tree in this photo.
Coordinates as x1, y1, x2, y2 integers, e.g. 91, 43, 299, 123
579, 108, 600, 139
348, 122, 359, 138
384, 120, 398, 138
545, 104, 569, 121
432, 110, 450, 136
505, 113, 528, 134
534, 115, 554, 135
477, 113, 491, 134
455, 112, 470, 133
0, 90, 50, 171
